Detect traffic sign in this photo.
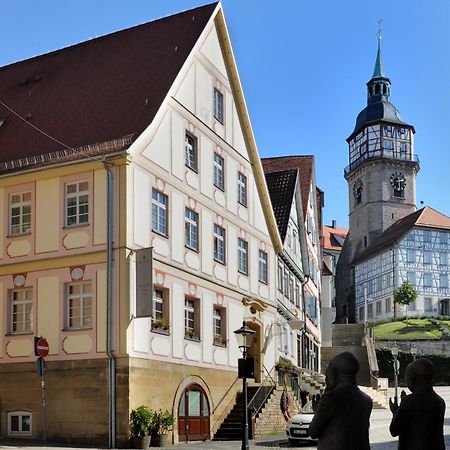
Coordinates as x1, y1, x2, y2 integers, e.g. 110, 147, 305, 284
35, 337, 49, 358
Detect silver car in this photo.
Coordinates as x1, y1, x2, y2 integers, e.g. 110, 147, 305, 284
285, 401, 317, 444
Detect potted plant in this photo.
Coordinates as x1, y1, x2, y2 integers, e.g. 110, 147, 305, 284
213, 334, 227, 346
130, 405, 153, 448
151, 409, 174, 447
185, 327, 200, 341
152, 318, 170, 332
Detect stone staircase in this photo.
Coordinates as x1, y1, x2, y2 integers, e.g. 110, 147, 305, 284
297, 369, 326, 395
359, 385, 389, 409
213, 384, 302, 441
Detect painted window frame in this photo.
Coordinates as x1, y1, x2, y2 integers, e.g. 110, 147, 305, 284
258, 250, 268, 284
423, 272, 433, 287
213, 224, 226, 264
185, 132, 198, 172
185, 208, 199, 251
237, 238, 248, 275
65, 180, 89, 227
151, 190, 168, 237
9, 191, 32, 236
213, 88, 224, 123
152, 287, 170, 333
7, 411, 32, 436
66, 281, 92, 329
184, 297, 200, 341
237, 172, 247, 207
10, 287, 33, 334
213, 306, 226, 346
213, 153, 225, 190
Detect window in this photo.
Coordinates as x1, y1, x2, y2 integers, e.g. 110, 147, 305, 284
9, 191, 31, 235
408, 301, 416, 311
292, 230, 298, 255
8, 412, 31, 435
367, 303, 373, 320
385, 298, 392, 313
423, 250, 432, 265
440, 274, 448, 289
423, 230, 431, 243
406, 249, 415, 263
440, 252, 448, 266
258, 250, 268, 283
184, 298, 199, 340
295, 283, 301, 308
358, 306, 365, 322
152, 190, 168, 236
185, 208, 199, 251
376, 301, 382, 316
406, 233, 415, 242
213, 88, 224, 123
213, 154, 225, 190
66, 282, 92, 329
237, 239, 248, 274
152, 287, 169, 332
214, 225, 226, 263
185, 133, 198, 171
423, 273, 433, 287
213, 307, 226, 346
424, 297, 433, 312
277, 261, 283, 292
65, 181, 89, 226
283, 269, 289, 296
10, 288, 33, 333
237, 172, 247, 206
406, 272, 416, 286
440, 233, 447, 245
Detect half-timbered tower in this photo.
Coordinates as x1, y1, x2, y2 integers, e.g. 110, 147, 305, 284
336, 37, 420, 322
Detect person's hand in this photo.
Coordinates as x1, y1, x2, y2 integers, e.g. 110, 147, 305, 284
389, 396, 399, 414
400, 390, 406, 402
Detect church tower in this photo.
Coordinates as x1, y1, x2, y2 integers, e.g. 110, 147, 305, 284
335, 35, 420, 322
345, 36, 420, 259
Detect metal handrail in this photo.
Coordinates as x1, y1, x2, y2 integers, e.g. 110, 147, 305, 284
211, 376, 240, 432
247, 365, 276, 417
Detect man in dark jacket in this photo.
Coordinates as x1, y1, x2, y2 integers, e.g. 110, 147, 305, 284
390, 358, 445, 450
309, 352, 372, 450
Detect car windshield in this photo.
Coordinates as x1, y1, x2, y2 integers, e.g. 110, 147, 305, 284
299, 401, 314, 414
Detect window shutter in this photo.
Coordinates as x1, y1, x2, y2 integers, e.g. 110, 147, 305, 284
135, 247, 153, 318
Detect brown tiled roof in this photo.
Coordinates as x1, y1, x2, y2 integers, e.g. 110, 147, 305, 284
0, 3, 217, 168
261, 155, 314, 220
263, 169, 297, 242
353, 206, 450, 264
322, 224, 348, 251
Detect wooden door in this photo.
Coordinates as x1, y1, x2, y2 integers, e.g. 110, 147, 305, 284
178, 384, 210, 442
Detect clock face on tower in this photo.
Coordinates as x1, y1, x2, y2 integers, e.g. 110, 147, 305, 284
390, 172, 406, 196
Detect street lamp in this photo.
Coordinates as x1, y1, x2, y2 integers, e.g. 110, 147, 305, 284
391, 344, 400, 403
411, 343, 418, 361
234, 321, 256, 450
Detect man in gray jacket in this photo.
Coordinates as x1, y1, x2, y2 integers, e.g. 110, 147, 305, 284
309, 352, 372, 450
390, 358, 445, 450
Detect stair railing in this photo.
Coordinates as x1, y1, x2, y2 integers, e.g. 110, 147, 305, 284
211, 376, 240, 435
364, 333, 380, 390
247, 364, 276, 418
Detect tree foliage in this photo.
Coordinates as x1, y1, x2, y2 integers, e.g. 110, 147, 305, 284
394, 281, 417, 306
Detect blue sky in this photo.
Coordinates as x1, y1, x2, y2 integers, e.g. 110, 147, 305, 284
1, 1, 449, 227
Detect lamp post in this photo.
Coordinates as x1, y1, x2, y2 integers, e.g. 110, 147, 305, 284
234, 321, 256, 450
411, 343, 418, 361
391, 344, 400, 403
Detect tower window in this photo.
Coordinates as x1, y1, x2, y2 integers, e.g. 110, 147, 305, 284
375, 85, 380, 95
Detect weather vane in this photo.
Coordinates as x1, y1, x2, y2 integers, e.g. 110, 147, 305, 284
377, 19, 383, 41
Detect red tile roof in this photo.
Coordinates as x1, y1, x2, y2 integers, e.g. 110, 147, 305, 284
0, 3, 217, 170
322, 224, 348, 251
354, 206, 450, 263
261, 155, 314, 220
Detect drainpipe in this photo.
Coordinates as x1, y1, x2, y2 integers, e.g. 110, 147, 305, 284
103, 159, 116, 448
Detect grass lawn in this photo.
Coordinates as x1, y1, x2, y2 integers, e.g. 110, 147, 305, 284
374, 318, 446, 340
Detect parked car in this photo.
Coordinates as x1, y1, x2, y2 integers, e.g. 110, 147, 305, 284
285, 401, 317, 444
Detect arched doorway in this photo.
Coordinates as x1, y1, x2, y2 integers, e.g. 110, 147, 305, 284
246, 321, 263, 383
177, 384, 210, 442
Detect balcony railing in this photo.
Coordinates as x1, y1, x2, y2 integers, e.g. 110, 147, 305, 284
344, 151, 420, 177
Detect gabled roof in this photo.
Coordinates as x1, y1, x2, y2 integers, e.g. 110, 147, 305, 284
0, 3, 217, 167
322, 224, 348, 252
263, 169, 297, 242
261, 155, 314, 220
353, 206, 450, 264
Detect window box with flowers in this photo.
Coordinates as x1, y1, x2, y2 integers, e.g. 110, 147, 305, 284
213, 334, 227, 347
151, 318, 170, 335
185, 327, 200, 342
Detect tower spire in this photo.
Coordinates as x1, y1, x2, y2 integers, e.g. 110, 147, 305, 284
372, 19, 385, 78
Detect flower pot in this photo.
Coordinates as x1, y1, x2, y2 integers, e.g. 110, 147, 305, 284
151, 433, 168, 447
132, 435, 151, 449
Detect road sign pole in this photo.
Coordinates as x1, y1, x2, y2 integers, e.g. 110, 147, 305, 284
41, 365, 47, 443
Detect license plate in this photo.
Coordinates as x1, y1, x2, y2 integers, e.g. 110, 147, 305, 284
292, 429, 307, 436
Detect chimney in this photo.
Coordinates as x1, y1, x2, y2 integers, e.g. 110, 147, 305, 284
332, 219, 337, 229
